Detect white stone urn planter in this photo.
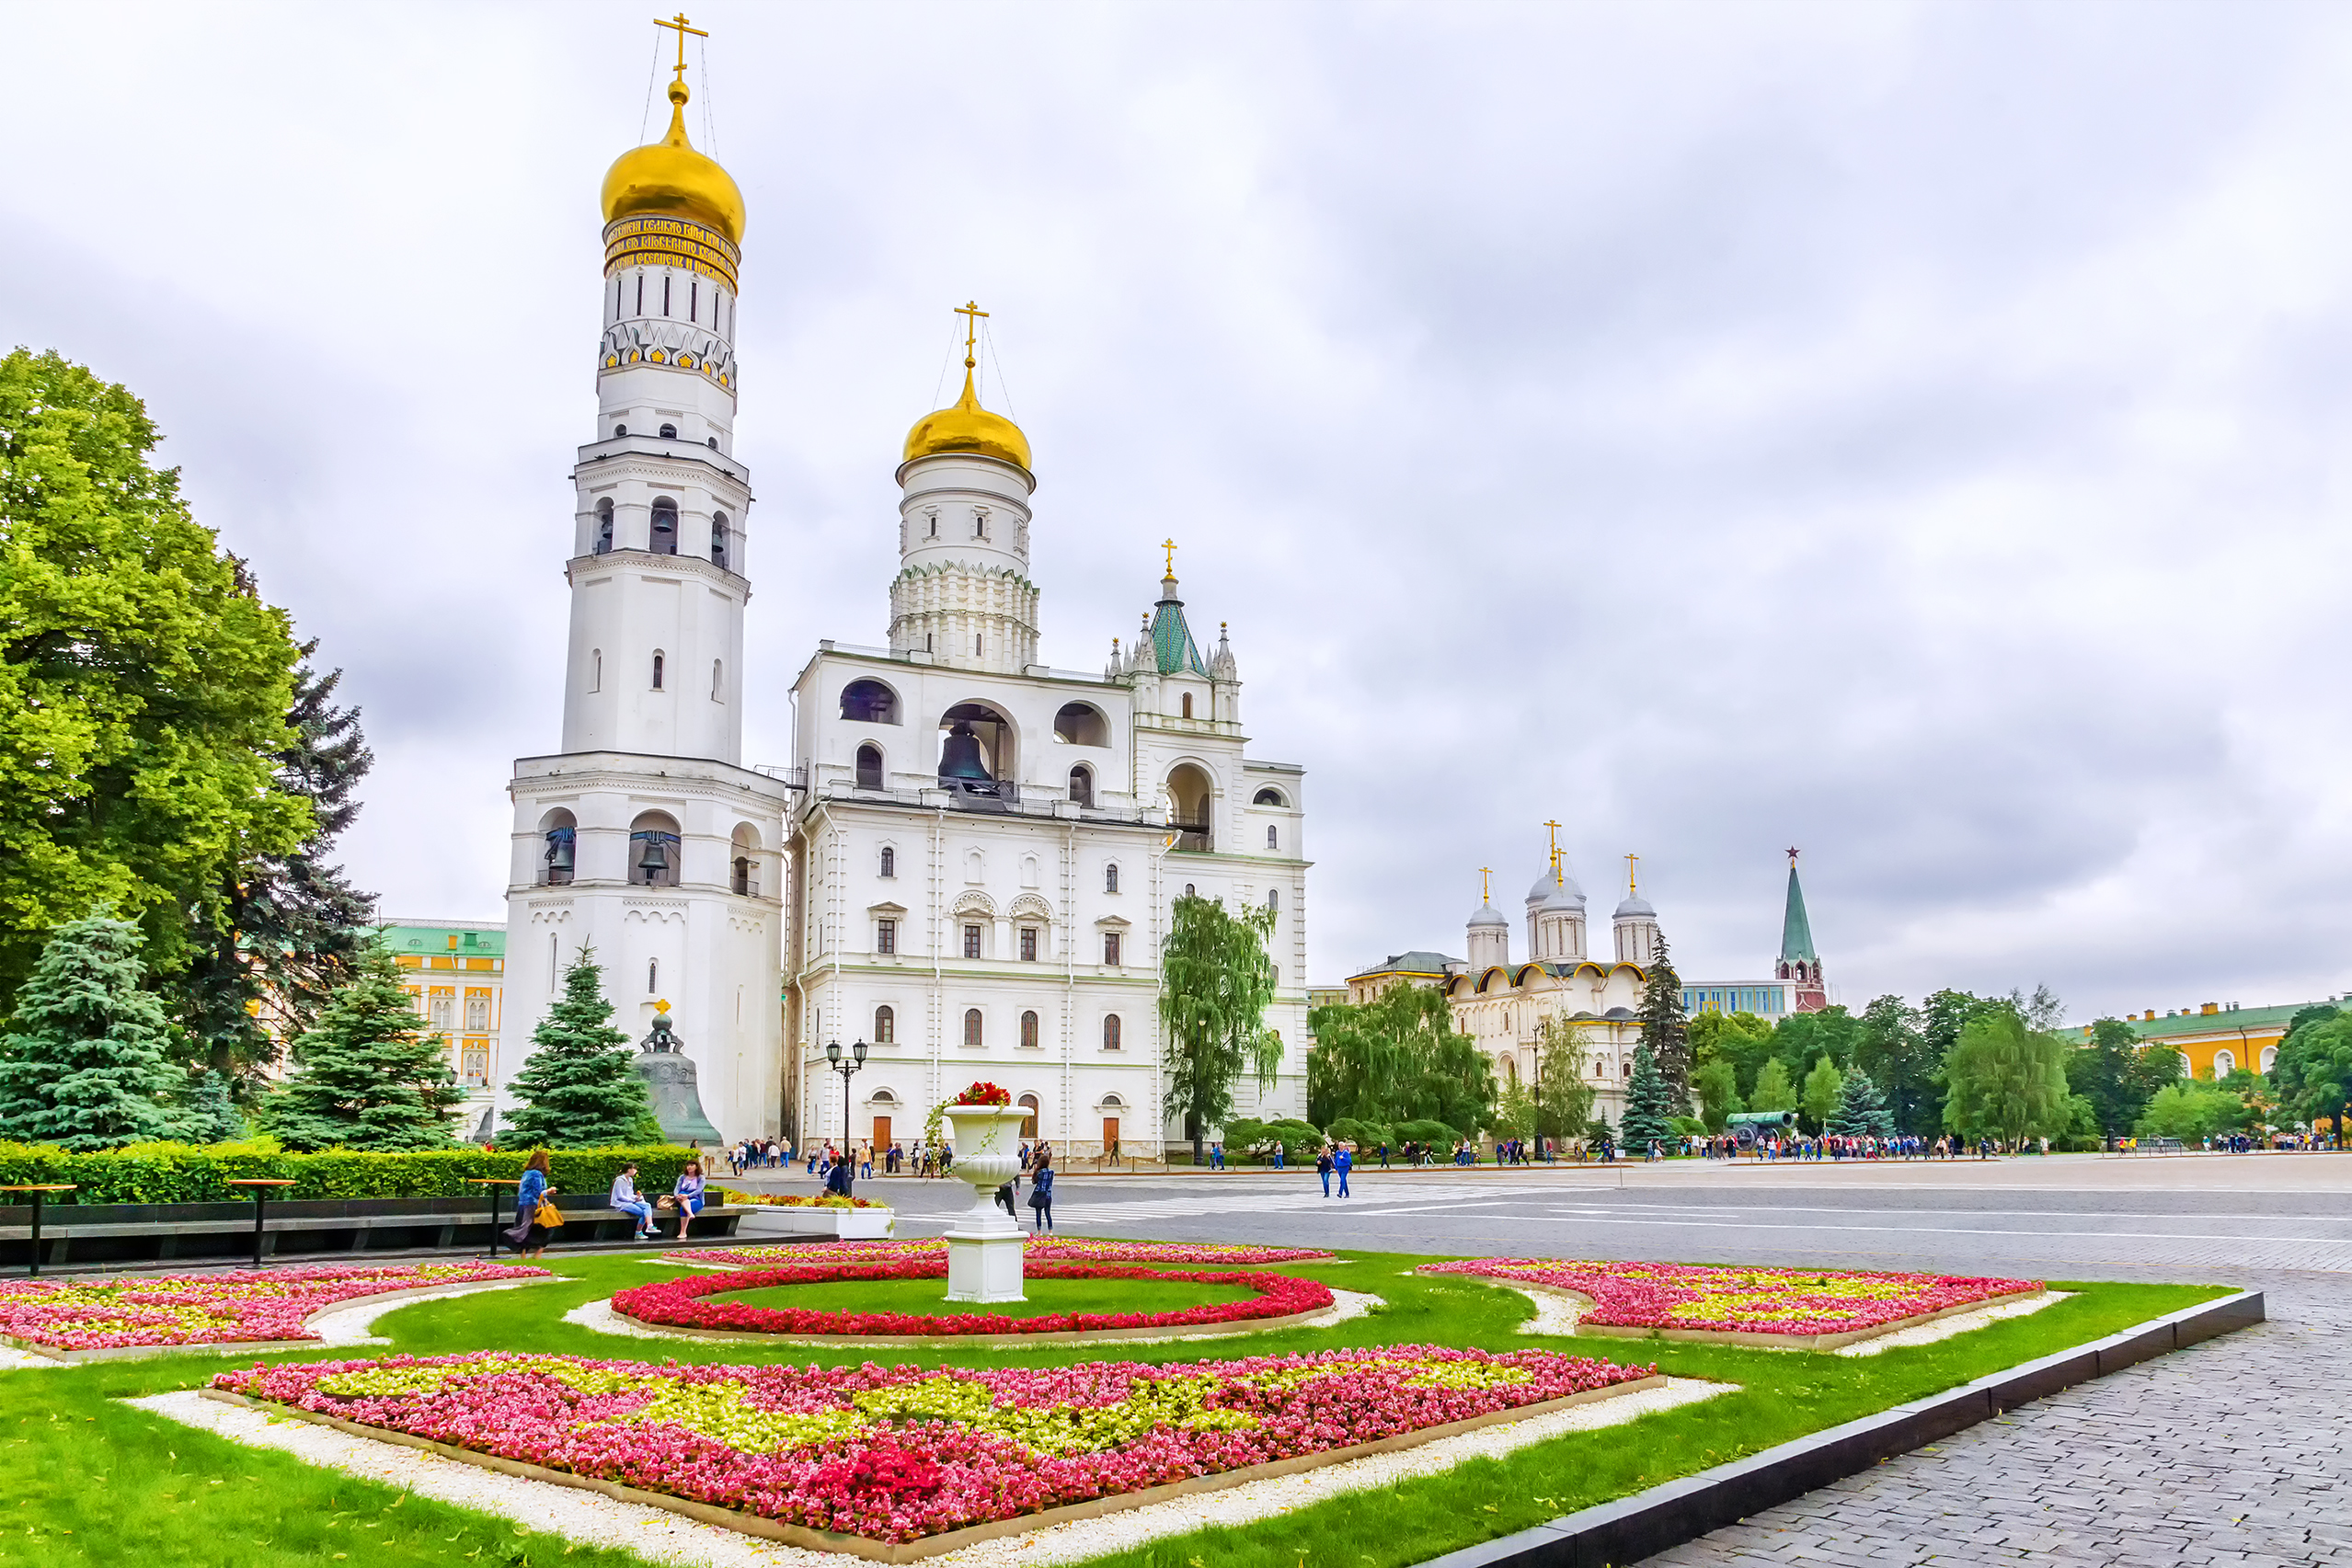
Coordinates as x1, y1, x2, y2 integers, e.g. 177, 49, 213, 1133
736, 1206, 895, 1240
941, 1104, 1030, 1302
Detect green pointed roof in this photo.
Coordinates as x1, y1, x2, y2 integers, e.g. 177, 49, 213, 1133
1149, 574, 1208, 675
1779, 860, 1817, 964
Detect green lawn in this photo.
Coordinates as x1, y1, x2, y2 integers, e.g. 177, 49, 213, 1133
0, 1250, 2228, 1568
710, 1272, 1263, 1319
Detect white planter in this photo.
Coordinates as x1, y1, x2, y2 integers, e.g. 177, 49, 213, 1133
940, 1104, 1030, 1302
736, 1207, 896, 1240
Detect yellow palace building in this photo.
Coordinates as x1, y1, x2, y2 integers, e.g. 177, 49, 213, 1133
2088, 997, 2345, 1080
379, 921, 506, 1116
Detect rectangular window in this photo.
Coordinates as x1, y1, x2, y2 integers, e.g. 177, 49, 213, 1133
963, 924, 981, 959
877, 919, 897, 956
1019, 927, 1038, 962
1103, 932, 1122, 967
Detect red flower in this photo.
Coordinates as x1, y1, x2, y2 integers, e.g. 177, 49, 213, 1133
950, 1082, 1012, 1106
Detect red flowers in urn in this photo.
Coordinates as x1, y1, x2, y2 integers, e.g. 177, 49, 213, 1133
951, 1082, 1012, 1106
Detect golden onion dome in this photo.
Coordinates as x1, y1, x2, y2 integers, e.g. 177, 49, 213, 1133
602, 80, 744, 246
904, 367, 1032, 472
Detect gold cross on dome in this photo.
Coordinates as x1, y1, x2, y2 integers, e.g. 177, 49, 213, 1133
1543, 819, 1563, 875
654, 13, 707, 85
1163, 538, 1177, 576
1623, 853, 1639, 896
956, 300, 989, 370
1480, 867, 1492, 904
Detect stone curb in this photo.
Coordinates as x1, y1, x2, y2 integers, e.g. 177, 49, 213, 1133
1413, 1288, 2266, 1568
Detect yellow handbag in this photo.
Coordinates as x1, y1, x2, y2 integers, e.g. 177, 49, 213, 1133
535, 1198, 564, 1228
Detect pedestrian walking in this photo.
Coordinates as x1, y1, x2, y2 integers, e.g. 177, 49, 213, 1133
1316, 1144, 1334, 1196
1336, 1142, 1351, 1197
509, 1150, 558, 1260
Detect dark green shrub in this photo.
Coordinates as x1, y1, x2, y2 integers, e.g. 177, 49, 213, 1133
0, 1140, 698, 1205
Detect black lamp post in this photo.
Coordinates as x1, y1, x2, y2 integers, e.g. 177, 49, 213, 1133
823, 1037, 868, 1190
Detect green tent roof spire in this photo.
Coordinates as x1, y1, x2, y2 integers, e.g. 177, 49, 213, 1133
1779, 849, 1817, 965
1148, 569, 1208, 676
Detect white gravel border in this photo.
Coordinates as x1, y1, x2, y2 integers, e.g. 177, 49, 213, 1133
129, 1374, 1728, 1567
561, 1286, 1385, 1347
0, 1276, 552, 1369
1497, 1282, 2073, 1355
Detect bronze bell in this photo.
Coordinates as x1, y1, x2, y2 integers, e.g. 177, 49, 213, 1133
937, 721, 992, 782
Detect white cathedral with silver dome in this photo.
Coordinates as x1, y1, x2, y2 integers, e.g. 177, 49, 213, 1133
491, 33, 1310, 1156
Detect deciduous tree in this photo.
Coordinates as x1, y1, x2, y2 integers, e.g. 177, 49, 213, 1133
1692, 1057, 1743, 1133
1800, 1056, 1844, 1131
1305, 982, 1496, 1142
1750, 1056, 1796, 1113
1162, 894, 1282, 1166
1942, 1006, 2071, 1144
1854, 994, 1937, 1134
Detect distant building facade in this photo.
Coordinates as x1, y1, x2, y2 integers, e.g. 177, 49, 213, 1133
380, 919, 507, 1129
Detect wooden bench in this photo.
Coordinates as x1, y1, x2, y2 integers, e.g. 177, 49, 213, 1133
0, 1196, 744, 1270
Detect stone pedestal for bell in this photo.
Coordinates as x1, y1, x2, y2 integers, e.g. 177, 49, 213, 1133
941, 1104, 1030, 1302
633, 1002, 722, 1147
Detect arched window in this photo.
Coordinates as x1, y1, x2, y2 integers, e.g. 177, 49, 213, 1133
649, 496, 679, 555
651, 651, 665, 690
1020, 1010, 1039, 1049
964, 1008, 983, 1049
874, 1005, 895, 1044
594, 498, 614, 555
1104, 863, 1119, 894
1267, 887, 1279, 912
2261, 1045, 2278, 1073
1181, 692, 1193, 719
855, 743, 883, 789
1167, 762, 1213, 852
658, 422, 678, 439
1054, 703, 1109, 745
975, 634, 984, 658
1266, 824, 1279, 850
647, 958, 659, 993
1184, 884, 1196, 898
1017, 1092, 1039, 1138
1069, 765, 1094, 807
730, 824, 759, 898
709, 509, 729, 570
1103, 1014, 1122, 1051
540, 808, 577, 887
879, 845, 896, 878
2214, 1049, 2236, 1078
628, 811, 682, 887
590, 649, 602, 692
711, 658, 724, 701
1252, 787, 1286, 807
840, 679, 900, 724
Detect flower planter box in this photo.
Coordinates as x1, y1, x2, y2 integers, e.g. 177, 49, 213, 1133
735, 1207, 895, 1240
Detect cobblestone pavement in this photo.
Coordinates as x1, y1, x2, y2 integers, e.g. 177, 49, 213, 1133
812, 1155, 2352, 1566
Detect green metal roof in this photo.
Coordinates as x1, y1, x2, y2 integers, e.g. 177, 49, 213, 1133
1348, 950, 1460, 980
1779, 863, 1816, 964
1149, 576, 1208, 676
2091, 1001, 2326, 1042
378, 921, 506, 957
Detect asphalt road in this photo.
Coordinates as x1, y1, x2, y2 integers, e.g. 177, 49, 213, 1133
742, 1151, 2352, 1564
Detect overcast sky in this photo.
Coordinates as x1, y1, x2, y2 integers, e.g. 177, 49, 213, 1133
9, 0, 2352, 1022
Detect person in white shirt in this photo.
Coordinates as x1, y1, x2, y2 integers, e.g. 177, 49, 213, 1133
610, 1163, 655, 1240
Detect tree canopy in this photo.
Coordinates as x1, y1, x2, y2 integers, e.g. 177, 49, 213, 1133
2064, 1018, 2184, 1139
2275, 1011, 2352, 1142
263, 945, 464, 1151
0, 910, 191, 1149
0, 349, 313, 1012
1160, 894, 1282, 1165
1305, 982, 1497, 1139
1828, 1064, 1896, 1138
499, 944, 655, 1148
1942, 1005, 2071, 1143
1853, 994, 1938, 1134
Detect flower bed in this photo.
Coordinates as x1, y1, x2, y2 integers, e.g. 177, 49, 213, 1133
613, 1258, 1334, 1339
0, 1262, 550, 1354
681, 1236, 1334, 1269
210, 1345, 1658, 1548
718, 1192, 885, 1209
1419, 1258, 2041, 1343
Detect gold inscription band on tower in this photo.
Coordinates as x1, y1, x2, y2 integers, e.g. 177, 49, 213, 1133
602, 214, 740, 292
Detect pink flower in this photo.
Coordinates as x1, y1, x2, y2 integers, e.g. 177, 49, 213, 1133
0, 1263, 551, 1352
1417, 1259, 2040, 1334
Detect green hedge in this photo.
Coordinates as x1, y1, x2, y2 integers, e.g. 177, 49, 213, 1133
0, 1141, 700, 1206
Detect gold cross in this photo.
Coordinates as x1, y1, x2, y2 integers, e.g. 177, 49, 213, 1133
1480, 866, 1492, 904
1623, 853, 1639, 896
654, 13, 707, 86
955, 300, 989, 370
1163, 538, 1177, 576
1543, 819, 1563, 876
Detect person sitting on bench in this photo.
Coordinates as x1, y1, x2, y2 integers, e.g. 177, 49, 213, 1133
610, 1163, 656, 1240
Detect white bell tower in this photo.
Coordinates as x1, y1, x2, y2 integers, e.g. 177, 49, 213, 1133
496, 22, 792, 1143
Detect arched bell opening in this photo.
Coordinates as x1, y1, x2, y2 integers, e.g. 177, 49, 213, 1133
1053, 702, 1109, 747
729, 822, 761, 898
628, 810, 683, 887
1166, 762, 1214, 852
937, 701, 1016, 799
539, 807, 578, 887
649, 496, 679, 556
840, 678, 900, 725
855, 743, 885, 790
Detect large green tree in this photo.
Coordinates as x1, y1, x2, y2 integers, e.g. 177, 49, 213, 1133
1618, 1045, 1679, 1149
1800, 1055, 1844, 1130
1828, 1064, 1896, 1138
2135, 1082, 2246, 1143
1750, 1056, 1797, 1113
0, 349, 311, 1011
1635, 935, 1692, 1111
263, 945, 463, 1151
0, 910, 191, 1149
2065, 1017, 2184, 1139
1942, 1006, 2071, 1144
180, 649, 377, 1092
1853, 994, 1938, 1134
1161, 894, 1282, 1166
1305, 982, 1497, 1139
1692, 1008, 1776, 1101
1691, 1057, 1743, 1133
2275, 1011, 2352, 1143
1530, 1015, 1594, 1143
499, 944, 655, 1148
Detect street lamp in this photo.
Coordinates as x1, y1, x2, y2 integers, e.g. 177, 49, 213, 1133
822, 1037, 868, 1190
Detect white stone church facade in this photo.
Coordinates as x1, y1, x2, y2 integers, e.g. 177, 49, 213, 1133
489, 56, 1310, 1157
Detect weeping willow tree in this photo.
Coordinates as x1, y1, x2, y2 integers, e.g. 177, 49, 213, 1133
1160, 893, 1281, 1166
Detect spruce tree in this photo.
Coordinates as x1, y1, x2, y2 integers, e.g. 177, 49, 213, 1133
181, 647, 378, 1092
1636, 935, 1692, 1112
1828, 1064, 1897, 1138
180, 1066, 245, 1143
263, 945, 462, 1150
1619, 1045, 1680, 1150
499, 944, 656, 1148
0, 912, 191, 1150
